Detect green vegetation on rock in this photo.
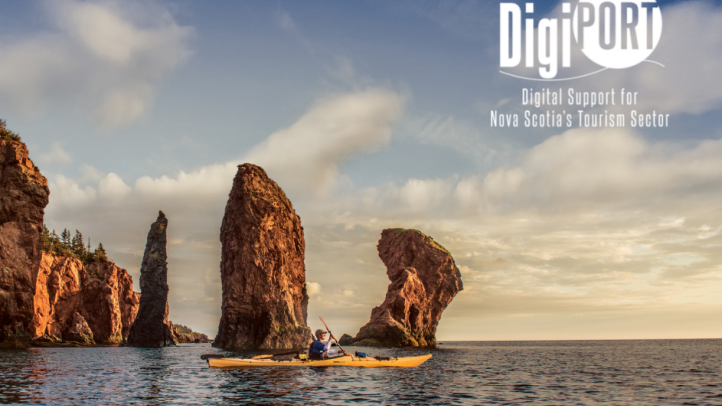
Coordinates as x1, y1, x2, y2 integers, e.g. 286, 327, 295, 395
390, 228, 451, 255
0, 119, 21, 142
174, 324, 194, 335
41, 225, 110, 268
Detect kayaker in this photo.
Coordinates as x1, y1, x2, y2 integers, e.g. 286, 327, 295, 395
309, 329, 347, 359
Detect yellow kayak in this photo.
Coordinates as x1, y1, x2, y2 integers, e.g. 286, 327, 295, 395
207, 354, 432, 369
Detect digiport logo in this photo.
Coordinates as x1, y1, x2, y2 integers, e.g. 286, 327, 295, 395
500, 0, 663, 80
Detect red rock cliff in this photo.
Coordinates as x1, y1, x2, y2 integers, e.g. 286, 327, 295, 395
82, 260, 139, 343
214, 164, 312, 350
1, 137, 140, 346
30, 254, 84, 341
0, 139, 49, 345
31, 253, 140, 344
353, 228, 463, 347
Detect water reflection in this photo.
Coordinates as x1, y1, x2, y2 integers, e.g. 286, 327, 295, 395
2, 340, 722, 405
0, 350, 37, 404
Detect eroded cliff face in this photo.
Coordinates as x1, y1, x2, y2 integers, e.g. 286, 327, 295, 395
30, 254, 84, 341
214, 164, 312, 350
30, 253, 140, 344
0, 138, 140, 346
0, 139, 49, 345
127, 211, 177, 347
82, 260, 140, 344
353, 228, 463, 347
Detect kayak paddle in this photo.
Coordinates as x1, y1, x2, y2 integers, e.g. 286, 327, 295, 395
319, 317, 348, 356
251, 349, 303, 360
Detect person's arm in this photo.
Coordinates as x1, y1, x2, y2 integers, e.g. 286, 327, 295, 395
323, 339, 341, 355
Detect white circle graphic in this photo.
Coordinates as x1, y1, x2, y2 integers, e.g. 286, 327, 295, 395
573, 0, 663, 69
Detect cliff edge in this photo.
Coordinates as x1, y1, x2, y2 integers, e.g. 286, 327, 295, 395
0, 138, 49, 346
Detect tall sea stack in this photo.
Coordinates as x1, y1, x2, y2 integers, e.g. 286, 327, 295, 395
214, 164, 312, 350
0, 138, 49, 346
353, 228, 463, 347
127, 211, 176, 347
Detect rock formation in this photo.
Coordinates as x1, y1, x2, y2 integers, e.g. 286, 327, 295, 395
31, 253, 140, 344
174, 324, 211, 343
0, 136, 141, 347
82, 260, 139, 343
0, 139, 49, 346
338, 334, 355, 346
127, 211, 177, 347
176, 332, 210, 344
31, 254, 84, 341
214, 164, 312, 350
353, 228, 463, 347
66, 312, 94, 344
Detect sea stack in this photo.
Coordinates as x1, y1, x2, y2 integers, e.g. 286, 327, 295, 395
127, 211, 176, 347
353, 228, 463, 347
214, 164, 312, 350
0, 137, 50, 346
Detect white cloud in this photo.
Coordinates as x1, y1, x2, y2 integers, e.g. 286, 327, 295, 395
98, 173, 132, 199
120, 89, 404, 202
399, 178, 454, 212
404, 114, 506, 163
244, 88, 404, 196
47, 174, 97, 207
0, 0, 193, 130
78, 164, 104, 183
134, 163, 237, 201
476, 128, 722, 212
307, 282, 321, 296
47, 88, 403, 218
38, 142, 72, 166
345, 127, 722, 217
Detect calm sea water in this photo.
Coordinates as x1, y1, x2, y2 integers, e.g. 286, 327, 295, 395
1, 340, 721, 405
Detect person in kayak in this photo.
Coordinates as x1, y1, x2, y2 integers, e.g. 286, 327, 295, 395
309, 329, 347, 359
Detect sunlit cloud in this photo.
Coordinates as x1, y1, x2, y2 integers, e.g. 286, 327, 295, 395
0, 0, 193, 130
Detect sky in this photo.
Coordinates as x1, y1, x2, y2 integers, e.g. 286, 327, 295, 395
2, 0, 722, 340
